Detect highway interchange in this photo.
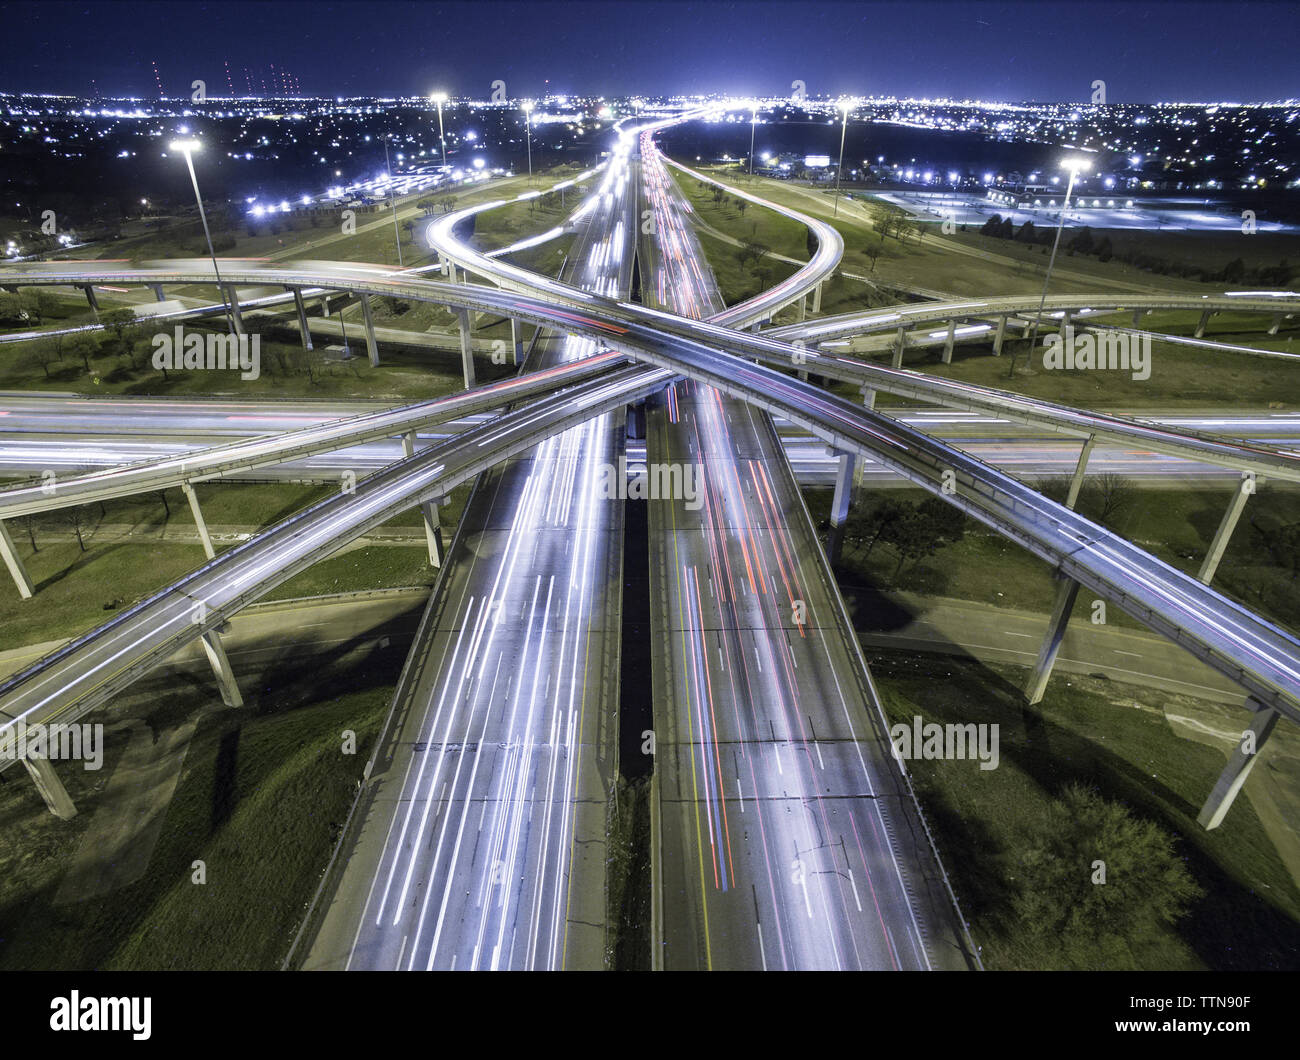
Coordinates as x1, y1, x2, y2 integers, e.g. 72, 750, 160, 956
1, 118, 1298, 971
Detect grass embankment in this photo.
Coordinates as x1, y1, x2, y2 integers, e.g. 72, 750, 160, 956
58, 170, 574, 268
808, 480, 1300, 638
0, 652, 405, 970
0, 481, 469, 648
819, 313, 1300, 410
869, 649, 1300, 970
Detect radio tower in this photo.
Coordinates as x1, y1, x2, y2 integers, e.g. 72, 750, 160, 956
224, 60, 234, 97
151, 60, 164, 99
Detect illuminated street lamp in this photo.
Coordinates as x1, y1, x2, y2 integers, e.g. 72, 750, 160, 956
522, 101, 535, 181
168, 138, 235, 335
1011, 155, 1092, 378
431, 91, 448, 171
383, 134, 403, 267
748, 104, 758, 175
833, 98, 852, 217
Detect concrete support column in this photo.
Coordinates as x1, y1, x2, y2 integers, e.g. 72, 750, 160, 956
1024, 574, 1081, 705
292, 289, 313, 352
859, 385, 876, 410
1197, 702, 1279, 830
796, 295, 806, 322
225, 288, 245, 336
1059, 309, 1073, 336
1268, 313, 1282, 336
182, 482, 215, 560
992, 314, 1007, 356
942, 320, 956, 364
0, 518, 34, 600
892, 326, 907, 369
1065, 434, 1096, 510
625, 403, 647, 441
510, 317, 522, 365
1132, 308, 1145, 328
359, 294, 379, 367
402, 432, 445, 567
827, 450, 856, 565
455, 308, 476, 388
82, 285, 99, 313
1195, 309, 1213, 339
1021, 319, 1033, 339
812, 281, 823, 314
22, 756, 77, 819
199, 629, 244, 708
150, 284, 166, 302
1198, 475, 1256, 584
319, 294, 330, 317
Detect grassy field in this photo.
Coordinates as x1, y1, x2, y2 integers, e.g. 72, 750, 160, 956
0, 651, 403, 970
674, 168, 812, 261
691, 166, 1238, 302
869, 648, 1300, 969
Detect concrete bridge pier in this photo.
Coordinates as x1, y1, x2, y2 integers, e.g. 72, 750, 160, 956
1195, 309, 1214, 339
456, 308, 476, 388
1024, 573, 1081, 705
992, 314, 1007, 356
1132, 308, 1146, 328
225, 288, 245, 336
942, 320, 957, 364
1268, 313, 1282, 336
510, 317, 522, 365
859, 385, 876, 410
1197, 701, 1279, 830
200, 629, 244, 708
359, 294, 379, 367
1066, 434, 1097, 510
81, 285, 99, 315
0, 517, 34, 599
150, 284, 167, 302
827, 450, 856, 565
291, 288, 314, 351
402, 433, 444, 567
22, 756, 77, 819
892, 326, 907, 368
811, 281, 823, 314
182, 482, 216, 560
1198, 474, 1258, 584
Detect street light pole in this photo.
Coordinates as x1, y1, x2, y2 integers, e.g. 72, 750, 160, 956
523, 101, 534, 181
169, 139, 235, 335
833, 99, 851, 217
1011, 156, 1090, 378
384, 134, 403, 267
749, 105, 757, 175
431, 92, 448, 172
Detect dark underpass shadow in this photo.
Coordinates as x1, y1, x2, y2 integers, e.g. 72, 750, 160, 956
210, 729, 240, 830
833, 577, 919, 634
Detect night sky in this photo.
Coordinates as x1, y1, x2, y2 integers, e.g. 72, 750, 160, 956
4, 0, 1297, 102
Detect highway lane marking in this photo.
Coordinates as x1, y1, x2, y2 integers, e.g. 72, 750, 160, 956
1003, 631, 1034, 638
1114, 649, 1144, 657
848, 868, 863, 913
